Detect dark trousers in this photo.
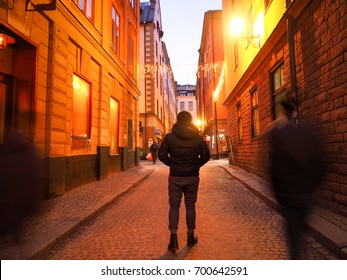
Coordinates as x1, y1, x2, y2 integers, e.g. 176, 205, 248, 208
151, 152, 157, 163
168, 176, 199, 232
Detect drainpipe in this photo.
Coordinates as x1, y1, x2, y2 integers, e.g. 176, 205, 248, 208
144, 22, 148, 155
287, 15, 300, 126
211, 11, 219, 159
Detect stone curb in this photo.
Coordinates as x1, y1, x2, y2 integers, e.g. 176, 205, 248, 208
220, 165, 347, 260
19, 168, 155, 259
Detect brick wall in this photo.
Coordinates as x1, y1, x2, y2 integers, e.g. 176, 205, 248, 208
295, 0, 347, 215
226, 0, 346, 216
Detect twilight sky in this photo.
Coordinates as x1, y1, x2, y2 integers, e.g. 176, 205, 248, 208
159, 0, 222, 85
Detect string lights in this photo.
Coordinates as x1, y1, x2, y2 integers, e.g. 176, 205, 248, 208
213, 62, 225, 101
139, 61, 225, 79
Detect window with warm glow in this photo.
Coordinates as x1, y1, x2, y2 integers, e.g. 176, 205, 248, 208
111, 6, 120, 55
72, 74, 91, 139
77, 0, 94, 21
250, 88, 260, 138
109, 97, 119, 154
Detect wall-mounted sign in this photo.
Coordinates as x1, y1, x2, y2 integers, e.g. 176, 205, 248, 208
26, 0, 56, 11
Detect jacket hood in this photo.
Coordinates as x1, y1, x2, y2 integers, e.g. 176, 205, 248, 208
171, 121, 199, 140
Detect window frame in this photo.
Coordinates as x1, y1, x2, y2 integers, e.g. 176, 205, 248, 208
271, 61, 286, 120
250, 87, 260, 138
111, 5, 121, 56
188, 101, 193, 111
76, 0, 94, 22
179, 101, 185, 111
109, 97, 120, 155
72, 74, 91, 140
236, 102, 242, 142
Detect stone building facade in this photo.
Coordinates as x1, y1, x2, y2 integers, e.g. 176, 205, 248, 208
222, 0, 347, 216
197, 10, 229, 159
139, 0, 177, 156
0, 0, 141, 196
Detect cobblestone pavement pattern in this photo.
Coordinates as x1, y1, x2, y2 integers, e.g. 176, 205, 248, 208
38, 162, 337, 260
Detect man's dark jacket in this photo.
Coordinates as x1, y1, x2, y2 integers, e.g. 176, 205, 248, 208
158, 121, 210, 177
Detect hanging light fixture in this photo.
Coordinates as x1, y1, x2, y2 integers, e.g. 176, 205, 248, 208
0, 32, 16, 50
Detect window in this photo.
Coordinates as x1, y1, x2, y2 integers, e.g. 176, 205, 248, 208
273, 63, 285, 91
188, 101, 193, 111
156, 63, 159, 87
111, 6, 120, 55
128, 35, 134, 76
72, 74, 91, 139
233, 41, 239, 69
246, 4, 254, 47
109, 97, 119, 154
180, 101, 185, 111
129, 0, 135, 9
271, 62, 286, 119
264, 0, 274, 12
250, 88, 260, 138
237, 102, 242, 141
77, 0, 94, 21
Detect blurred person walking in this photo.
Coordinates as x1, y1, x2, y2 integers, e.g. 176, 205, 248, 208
0, 123, 43, 239
267, 100, 324, 259
158, 111, 210, 252
149, 141, 159, 164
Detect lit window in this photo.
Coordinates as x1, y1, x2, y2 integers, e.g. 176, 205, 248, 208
77, 0, 93, 21
72, 74, 91, 139
112, 6, 120, 55
109, 97, 119, 154
250, 88, 260, 138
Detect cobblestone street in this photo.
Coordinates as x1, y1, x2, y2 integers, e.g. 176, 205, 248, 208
37, 161, 336, 260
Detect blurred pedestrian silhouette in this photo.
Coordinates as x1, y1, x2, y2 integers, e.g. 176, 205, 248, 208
0, 124, 43, 239
158, 111, 210, 252
149, 141, 159, 164
267, 100, 324, 259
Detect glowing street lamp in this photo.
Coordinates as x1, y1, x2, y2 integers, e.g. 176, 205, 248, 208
0, 33, 15, 50
229, 17, 262, 48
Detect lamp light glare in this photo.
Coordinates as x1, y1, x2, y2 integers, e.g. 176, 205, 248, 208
230, 18, 244, 37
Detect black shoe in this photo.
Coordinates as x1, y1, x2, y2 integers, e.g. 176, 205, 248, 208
187, 232, 198, 247
168, 234, 178, 252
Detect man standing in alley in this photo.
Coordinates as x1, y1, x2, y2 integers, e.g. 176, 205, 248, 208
267, 99, 325, 259
158, 111, 210, 252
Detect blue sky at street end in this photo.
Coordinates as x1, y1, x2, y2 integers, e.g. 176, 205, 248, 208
157, 0, 222, 86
